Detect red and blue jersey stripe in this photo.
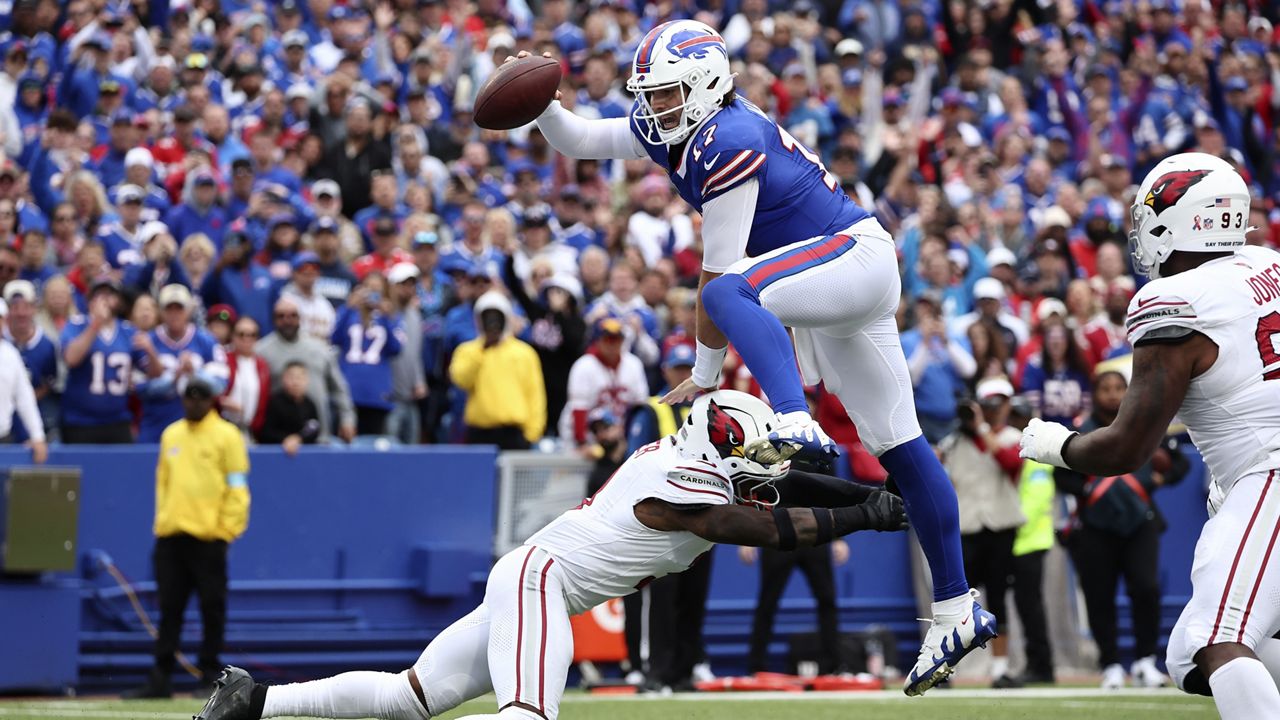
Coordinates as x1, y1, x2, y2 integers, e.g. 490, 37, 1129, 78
743, 234, 857, 292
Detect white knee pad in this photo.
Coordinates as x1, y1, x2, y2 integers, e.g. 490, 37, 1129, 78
413, 605, 493, 716
1166, 621, 1199, 693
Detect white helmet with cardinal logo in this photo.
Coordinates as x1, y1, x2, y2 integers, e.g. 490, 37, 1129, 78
675, 391, 789, 506
1130, 152, 1250, 279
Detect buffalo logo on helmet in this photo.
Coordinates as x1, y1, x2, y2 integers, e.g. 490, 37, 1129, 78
665, 28, 727, 62
706, 399, 746, 459
1143, 169, 1212, 216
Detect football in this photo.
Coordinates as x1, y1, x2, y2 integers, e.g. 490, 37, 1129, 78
473, 55, 562, 130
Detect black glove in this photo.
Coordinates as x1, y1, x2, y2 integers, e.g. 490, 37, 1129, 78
832, 491, 909, 534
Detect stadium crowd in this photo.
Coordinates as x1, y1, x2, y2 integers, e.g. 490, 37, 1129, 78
0, 0, 1277, 688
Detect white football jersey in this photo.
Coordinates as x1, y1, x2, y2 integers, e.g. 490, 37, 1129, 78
1126, 245, 1280, 500
526, 437, 735, 615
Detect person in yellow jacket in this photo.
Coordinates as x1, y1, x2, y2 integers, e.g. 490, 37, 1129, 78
450, 290, 546, 449
127, 374, 250, 699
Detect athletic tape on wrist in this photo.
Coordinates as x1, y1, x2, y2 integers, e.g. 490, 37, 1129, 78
813, 507, 834, 545
772, 506, 798, 551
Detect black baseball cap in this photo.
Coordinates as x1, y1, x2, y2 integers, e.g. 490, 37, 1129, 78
184, 376, 216, 399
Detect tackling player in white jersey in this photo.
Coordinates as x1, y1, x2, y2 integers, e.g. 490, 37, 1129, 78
196, 391, 906, 720
1020, 153, 1280, 719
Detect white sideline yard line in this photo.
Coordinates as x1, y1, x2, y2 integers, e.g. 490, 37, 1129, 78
0, 707, 176, 712
568, 687, 1202, 702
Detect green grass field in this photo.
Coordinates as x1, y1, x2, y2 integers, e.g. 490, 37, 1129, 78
0, 689, 1218, 720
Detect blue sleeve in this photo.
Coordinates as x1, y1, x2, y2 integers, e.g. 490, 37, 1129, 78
59, 321, 84, 359
900, 225, 924, 298
626, 405, 659, 454
962, 244, 989, 295
1020, 362, 1045, 393
382, 315, 404, 357
900, 330, 920, 358
696, 143, 768, 203
29, 147, 65, 215
128, 327, 149, 367
122, 260, 154, 291
332, 306, 354, 347
639, 308, 659, 341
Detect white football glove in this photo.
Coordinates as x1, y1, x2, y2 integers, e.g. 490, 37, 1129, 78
1018, 418, 1077, 468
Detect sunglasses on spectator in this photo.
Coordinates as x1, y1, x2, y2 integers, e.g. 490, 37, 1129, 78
274, 311, 300, 319
55, 214, 76, 222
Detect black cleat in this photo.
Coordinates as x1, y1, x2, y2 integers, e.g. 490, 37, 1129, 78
193, 666, 256, 720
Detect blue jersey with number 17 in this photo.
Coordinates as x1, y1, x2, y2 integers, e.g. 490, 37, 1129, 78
630, 97, 871, 258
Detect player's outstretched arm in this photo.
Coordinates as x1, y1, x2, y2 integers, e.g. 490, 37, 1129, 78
504, 52, 645, 162
1057, 334, 1215, 476
773, 469, 880, 508
634, 492, 907, 550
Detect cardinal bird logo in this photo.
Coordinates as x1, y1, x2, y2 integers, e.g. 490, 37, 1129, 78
1144, 169, 1212, 216
706, 400, 747, 459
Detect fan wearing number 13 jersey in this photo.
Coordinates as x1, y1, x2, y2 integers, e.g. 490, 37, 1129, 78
1019, 153, 1280, 719
533, 19, 987, 695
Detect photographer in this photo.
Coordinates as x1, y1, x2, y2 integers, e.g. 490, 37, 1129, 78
939, 376, 1025, 688
1055, 370, 1187, 690
900, 290, 977, 444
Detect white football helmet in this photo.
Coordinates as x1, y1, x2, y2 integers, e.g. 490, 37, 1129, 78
1129, 152, 1250, 279
675, 390, 789, 507
627, 19, 733, 146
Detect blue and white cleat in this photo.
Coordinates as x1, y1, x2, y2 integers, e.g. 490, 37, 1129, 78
744, 415, 837, 465
904, 590, 998, 697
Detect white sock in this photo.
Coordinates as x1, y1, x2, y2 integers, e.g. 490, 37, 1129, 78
779, 410, 813, 425
1208, 657, 1280, 720
931, 592, 972, 620
263, 671, 429, 720
991, 656, 1009, 679
1256, 639, 1280, 692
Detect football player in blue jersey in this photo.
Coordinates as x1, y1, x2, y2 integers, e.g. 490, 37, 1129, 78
522, 19, 993, 694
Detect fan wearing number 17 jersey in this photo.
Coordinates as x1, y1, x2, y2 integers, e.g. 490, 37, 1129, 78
532, 19, 988, 694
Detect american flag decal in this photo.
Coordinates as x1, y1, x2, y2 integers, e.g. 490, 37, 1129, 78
1214, 198, 1232, 208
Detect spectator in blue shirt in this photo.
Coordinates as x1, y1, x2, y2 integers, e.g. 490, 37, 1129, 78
113, 149, 171, 224
135, 284, 229, 442
164, 169, 228, 249
59, 33, 130, 120
59, 279, 160, 443
200, 231, 277, 332
332, 278, 405, 436
89, 110, 140, 190
901, 291, 978, 444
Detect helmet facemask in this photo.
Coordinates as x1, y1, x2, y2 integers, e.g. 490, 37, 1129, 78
1128, 201, 1170, 279
632, 76, 710, 146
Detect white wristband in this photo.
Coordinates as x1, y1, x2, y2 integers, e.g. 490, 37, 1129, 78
691, 341, 727, 388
